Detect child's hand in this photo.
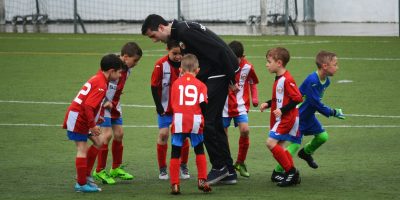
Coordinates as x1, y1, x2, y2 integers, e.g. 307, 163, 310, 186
229, 83, 240, 94
97, 116, 105, 125
333, 108, 345, 119
89, 126, 101, 136
103, 101, 113, 109
273, 109, 282, 118
260, 103, 269, 112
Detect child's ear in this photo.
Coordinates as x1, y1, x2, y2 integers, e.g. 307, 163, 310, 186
179, 67, 183, 73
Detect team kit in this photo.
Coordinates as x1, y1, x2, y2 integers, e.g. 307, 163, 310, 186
62, 14, 345, 194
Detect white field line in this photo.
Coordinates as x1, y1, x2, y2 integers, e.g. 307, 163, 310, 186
0, 123, 399, 128
1, 100, 399, 119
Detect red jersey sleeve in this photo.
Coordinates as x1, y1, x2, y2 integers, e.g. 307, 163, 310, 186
248, 67, 259, 85
284, 77, 303, 103
151, 63, 163, 87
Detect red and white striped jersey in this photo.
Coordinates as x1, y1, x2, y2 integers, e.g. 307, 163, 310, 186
63, 71, 108, 134
270, 70, 302, 135
151, 55, 180, 114
170, 73, 208, 134
223, 58, 259, 117
104, 68, 131, 119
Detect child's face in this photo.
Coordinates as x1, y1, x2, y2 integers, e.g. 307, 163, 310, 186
266, 56, 280, 73
168, 47, 182, 62
123, 55, 141, 68
323, 56, 338, 76
109, 69, 122, 81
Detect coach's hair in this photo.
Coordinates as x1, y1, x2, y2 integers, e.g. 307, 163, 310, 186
181, 54, 199, 73
100, 54, 123, 71
167, 39, 180, 50
228, 40, 244, 58
316, 51, 337, 69
266, 47, 290, 67
121, 42, 143, 57
141, 14, 168, 35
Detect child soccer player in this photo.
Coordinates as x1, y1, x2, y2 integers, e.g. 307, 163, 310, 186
62, 54, 123, 192
260, 47, 303, 187
93, 42, 142, 184
151, 40, 190, 180
169, 54, 211, 194
222, 41, 259, 179
297, 50, 345, 169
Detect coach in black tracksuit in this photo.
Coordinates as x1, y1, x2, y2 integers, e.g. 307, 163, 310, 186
142, 14, 239, 184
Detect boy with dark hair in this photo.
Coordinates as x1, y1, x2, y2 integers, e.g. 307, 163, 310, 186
260, 47, 303, 187
223, 40, 259, 179
151, 40, 190, 180
297, 50, 345, 169
63, 54, 123, 192
169, 54, 211, 194
92, 42, 142, 184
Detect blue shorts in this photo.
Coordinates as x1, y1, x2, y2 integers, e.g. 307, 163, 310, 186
99, 117, 123, 127
299, 115, 325, 136
171, 133, 204, 147
67, 131, 88, 142
268, 131, 302, 144
157, 114, 172, 129
223, 114, 248, 128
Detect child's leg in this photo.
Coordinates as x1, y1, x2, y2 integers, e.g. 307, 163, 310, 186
180, 138, 189, 165
96, 127, 112, 172
194, 142, 207, 180
111, 125, 124, 169
87, 135, 101, 176
274, 142, 300, 172
75, 141, 88, 185
304, 131, 329, 154
267, 138, 293, 172
157, 127, 169, 170
236, 122, 250, 164
170, 145, 182, 185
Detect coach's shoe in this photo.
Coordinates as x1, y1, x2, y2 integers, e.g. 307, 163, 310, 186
234, 162, 250, 178
170, 184, 181, 195
198, 179, 212, 193
298, 148, 319, 169
74, 183, 101, 193
180, 163, 190, 179
93, 170, 116, 184
110, 166, 134, 180
206, 166, 229, 185
270, 170, 285, 183
277, 168, 301, 187
159, 167, 169, 180
219, 167, 237, 185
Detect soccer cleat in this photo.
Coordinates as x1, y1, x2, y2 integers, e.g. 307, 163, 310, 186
277, 168, 301, 187
92, 170, 116, 184
170, 184, 181, 195
206, 166, 229, 185
198, 179, 212, 193
298, 148, 319, 169
74, 183, 101, 193
159, 167, 169, 180
109, 166, 134, 180
234, 162, 250, 178
180, 163, 190, 179
270, 170, 285, 182
86, 176, 100, 188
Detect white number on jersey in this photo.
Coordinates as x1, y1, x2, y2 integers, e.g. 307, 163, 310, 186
178, 85, 198, 106
73, 82, 91, 104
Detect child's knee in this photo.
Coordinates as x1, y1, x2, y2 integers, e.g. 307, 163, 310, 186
317, 131, 329, 143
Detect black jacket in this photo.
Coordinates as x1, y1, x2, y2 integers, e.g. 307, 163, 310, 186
170, 20, 239, 84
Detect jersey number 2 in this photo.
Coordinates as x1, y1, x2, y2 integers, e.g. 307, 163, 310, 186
74, 82, 91, 104
178, 85, 198, 106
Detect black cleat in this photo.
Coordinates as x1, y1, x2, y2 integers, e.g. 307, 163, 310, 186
298, 148, 319, 169
206, 166, 229, 185
277, 167, 301, 187
271, 170, 285, 183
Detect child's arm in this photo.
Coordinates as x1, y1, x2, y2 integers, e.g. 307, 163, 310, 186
250, 83, 259, 107
151, 86, 165, 115
303, 81, 341, 118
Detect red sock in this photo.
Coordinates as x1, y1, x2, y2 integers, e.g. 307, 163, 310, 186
86, 145, 99, 176
157, 144, 168, 169
285, 150, 294, 168
76, 157, 87, 185
96, 144, 108, 172
271, 145, 293, 172
112, 140, 123, 169
180, 139, 189, 165
196, 154, 207, 180
169, 158, 180, 185
237, 136, 249, 163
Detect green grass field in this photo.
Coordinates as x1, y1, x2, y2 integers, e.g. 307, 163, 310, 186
0, 33, 399, 200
